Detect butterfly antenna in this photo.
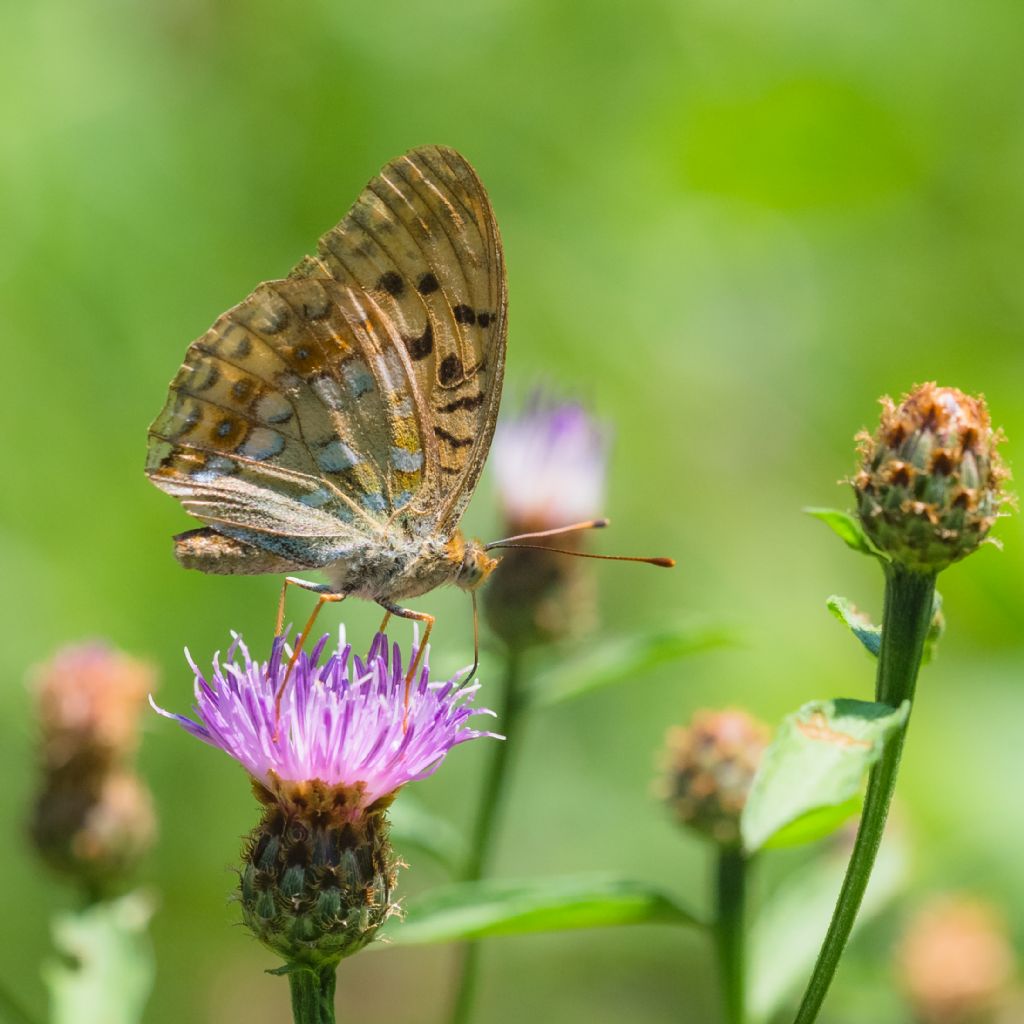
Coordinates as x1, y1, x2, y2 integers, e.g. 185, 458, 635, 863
487, 543, 675, 567
485, 518, 609, 550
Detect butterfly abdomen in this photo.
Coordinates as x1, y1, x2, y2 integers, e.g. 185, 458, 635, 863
173, 528, 309, 576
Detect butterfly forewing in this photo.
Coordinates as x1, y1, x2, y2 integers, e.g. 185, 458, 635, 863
146, 145, 506, 568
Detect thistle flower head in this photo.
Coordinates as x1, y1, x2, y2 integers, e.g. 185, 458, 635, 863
153, 630, 496, 812
30, 643, 157, 891
155, 629, 497, 967
486, 394, 609, 647
660, 709, 770, 847
854, 383, 1009, 574
491, 393, 608, 531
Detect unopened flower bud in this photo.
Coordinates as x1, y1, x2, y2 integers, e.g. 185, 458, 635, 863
897, 895, 1015, 1024
854, 383, 1009, 574
32, 770, 156, 886
660, 709, 770, 846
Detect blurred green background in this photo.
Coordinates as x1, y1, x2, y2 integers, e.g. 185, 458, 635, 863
2, 0, 1023, 1021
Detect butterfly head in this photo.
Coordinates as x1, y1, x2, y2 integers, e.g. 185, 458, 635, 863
448, 535, 500, 591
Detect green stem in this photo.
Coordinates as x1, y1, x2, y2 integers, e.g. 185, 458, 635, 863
288, 965, 338, 1024
715, 846, 747, 1024
448, 647, 525, 1024
793, 565, 936, 1024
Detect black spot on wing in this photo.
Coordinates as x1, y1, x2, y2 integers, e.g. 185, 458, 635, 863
452, 303, 475, 325
439, 392, 485, 413
377, 271, 405, 297
417, 272, 439, 295
405, 323, 434, 360
438, 354, 462, 385
434, 426, 474, 448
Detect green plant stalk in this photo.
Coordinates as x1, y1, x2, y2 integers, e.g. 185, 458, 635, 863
715, 846, 747, 1024
793, 565, 936, 1024
448, 647, 525, 1024
288, 965, 338, 1024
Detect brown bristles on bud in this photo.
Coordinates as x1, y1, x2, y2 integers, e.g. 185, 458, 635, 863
659, 709, 770, 847
854, 383, 1010, 574
897, 895, 1015, 1024
29, 643, 157, 893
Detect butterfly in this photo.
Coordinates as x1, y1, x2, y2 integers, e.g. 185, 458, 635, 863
146, 145, 508, 702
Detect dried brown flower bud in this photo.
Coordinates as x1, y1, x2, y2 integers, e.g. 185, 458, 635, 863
660, 709, 770, 846
29, 643, 157, 891
897, 895, 1016, 1024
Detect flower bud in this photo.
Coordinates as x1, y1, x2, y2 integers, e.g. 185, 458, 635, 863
897, 895, 1015, 1024
29, 643, 156, 891
854, 383, 1009, 573
660, 709, 770, 846
484, 396, 608, 648
240, 779, 397, 967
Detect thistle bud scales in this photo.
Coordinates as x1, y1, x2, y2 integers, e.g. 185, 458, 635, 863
854, 383, 1008, 573
239, 779, 397, 968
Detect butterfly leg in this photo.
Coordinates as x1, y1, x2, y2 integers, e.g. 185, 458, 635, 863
377, 610, 393, 635
376, 601, 435, 723
275, 576, 329, 637
273, 588, 346, 736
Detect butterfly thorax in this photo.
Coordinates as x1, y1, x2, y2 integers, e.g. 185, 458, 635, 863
322, 531, 499, 602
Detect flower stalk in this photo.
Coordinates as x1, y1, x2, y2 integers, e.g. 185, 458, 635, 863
449, 647, 525, 1024
715, 846, 748, 1024
793, 567, 935, 1024
288, 965, 338, 1024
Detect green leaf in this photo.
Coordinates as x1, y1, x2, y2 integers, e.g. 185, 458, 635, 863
826, 591, 944, 664
525, 623, 732, 709
804, 507, 887, 560
748, 823, 909, 1022
388, 795, 467, 873
45, 891, 155, 1024
827, 595, 881, 657
382, 876, 703, 945
741, 699, 909, 854
922, 590, 945, 666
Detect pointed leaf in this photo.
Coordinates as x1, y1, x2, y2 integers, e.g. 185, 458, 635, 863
526, 624, 732, 709
922, 590, 945, 666
827, 595, 881, 657
388, 795, 467, 873
826, 592, 944, 665
741, 699, 909, 853
382, 876, 703, 945
45, 891, 155, 1024
805, 508, 887, 560
748, 823, 909, 1022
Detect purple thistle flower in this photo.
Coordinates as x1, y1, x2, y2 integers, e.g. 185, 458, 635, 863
492, 393, 609, 530
153, 629, 498, 813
